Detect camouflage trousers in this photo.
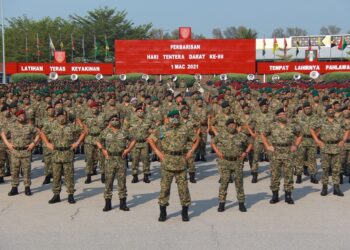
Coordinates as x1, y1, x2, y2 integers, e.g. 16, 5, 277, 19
218, 160, 245, 203
0, 146, 7, 177
295, 146, 317, 175
270, 157, 294, 192
321, 153, 340, 185
99, 150, 105, 175
340, 149, 350, 175
52, 161, 74, 195
85, 143, 99, 175
43, 148, 52, 176
252, 140, 264, 174
131, 146, 150, 175
11, 156, 31, 187
198, 127, 208, 156
186, 156, 196, 173
104, 157, 127, 200
158, 168, 191, 207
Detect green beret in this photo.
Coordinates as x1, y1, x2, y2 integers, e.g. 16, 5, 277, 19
167, 109, 180, 117
151, 96, 159, 102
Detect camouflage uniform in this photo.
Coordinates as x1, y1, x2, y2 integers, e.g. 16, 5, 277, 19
43, 121, 81, 195
99, 127, 130, 199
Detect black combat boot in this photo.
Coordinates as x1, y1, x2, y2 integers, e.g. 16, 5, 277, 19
189, 172, 197, 183
131, 174, 139, 183
251, 173, 258, 183
8, 187, 19, 196
195, 153, 200, 162
48, 194, 61, 204
333, 184, 344, 197
103, 199, 112, 212
84, 174, 92, 184
269, 191, 279, 204
201, 155, 207, 162
238, 202, 247, 212
217, 202, 225, 212
284, 191, 294, 204
25, 186, 32, 196
158, 205, 167, 222
339, 174, 343, 184
303, 166, 309, 176
320, 184, 328, 196
229, 175, 234, 183
42, 175, 51, 185
296, 175, 302, 184
143, 174, 150, 183
310, 174, 319, 184
0, 176, 4, 184
92, 168, 97, 176
181, 206, 189, 222
68, 194, 76, 204
119, 198, 130, 211
101, 173, 105, 184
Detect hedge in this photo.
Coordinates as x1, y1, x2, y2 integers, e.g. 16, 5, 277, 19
58, 74, 96, 81
109, 74, 155, 82
266, 72, 310, 81
10, 73, 47, 83
212, 73, 248, 82
323, 72, 350, 82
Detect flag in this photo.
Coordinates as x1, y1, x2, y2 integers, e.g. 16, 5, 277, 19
49, 35, 55, 56
36, 33, 40, 54
104, 34, 109, 57
25, 34, 29, 53
283, 37, 288, 56
272, 37, 279, 55
262, 36, 266, 56
94, 35, 100, 58
60, 40, 64, 50
296, 40, 300, 56
308, 37, 312, 50
338, 37, 347, 50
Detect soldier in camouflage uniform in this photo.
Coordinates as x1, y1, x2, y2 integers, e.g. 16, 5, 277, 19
40, 110, 86, 204
310, 105, 349, 197
148, 110, 199, 222
211, 118, 253, 212
341, 108, 350, 183
294, 102, 319, 184
192, 97, 208, 161
127, 104, 152, 183
81, 101, 105, 184
261, 108, 302, 205
0, 104, 10, 183
96, 114, 136, 212
1, 110, 40, 196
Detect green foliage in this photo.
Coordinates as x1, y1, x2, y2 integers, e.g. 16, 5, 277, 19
10, 73, 47, 83
323, 72, 350, 82
266, 72, 309, 81
172, 74, 196, 87
58, 74, 96, 81
212, 73, 248, 82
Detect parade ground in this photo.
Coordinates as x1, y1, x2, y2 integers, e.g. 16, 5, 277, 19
0, 151, 349, 250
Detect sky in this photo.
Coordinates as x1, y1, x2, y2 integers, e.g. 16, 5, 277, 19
5, 0, 350, 38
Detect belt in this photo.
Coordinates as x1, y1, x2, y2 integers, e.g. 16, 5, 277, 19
55, 147, 71, 151
14, 147, 27, 150
223, 156, 238, 161
108, 151, 123, 157
89, 133, 100, 137
274, 143, 291, 147
136, 139, 146, 143
324, 140, 339, 144
164, 150, 185, 156
303, 135, 313, 138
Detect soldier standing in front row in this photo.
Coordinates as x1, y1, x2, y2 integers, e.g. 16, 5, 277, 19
211, 118, 253, 213
96, 114, 136, 212
1, 110, 40, 196
40, 110, 86, 204
147, 110, 199, 222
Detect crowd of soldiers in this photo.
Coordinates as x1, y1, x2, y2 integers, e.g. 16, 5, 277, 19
0, 77, 350, 222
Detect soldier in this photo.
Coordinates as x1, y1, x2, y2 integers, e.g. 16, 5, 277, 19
211, 118, 253, 212
40, 110, 86, 204
341, 108, 350, 183
1, 110, 40, 196
310, 105, 349, 197
127, 104, 152, 183
96, 114, 136, 212
147, 110, 199, 222
192, 96, 208, 161
261, 108, 302, 205
81, 101, 105, 184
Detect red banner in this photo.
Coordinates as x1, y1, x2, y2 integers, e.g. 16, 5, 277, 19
12, 63, 114, 75
115, 39, 256, 74
258, 61, 350, 74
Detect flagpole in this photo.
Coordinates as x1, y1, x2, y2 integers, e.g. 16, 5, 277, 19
37, 33, 40, 62
1, 0, 6, 84
82, 34, 85, 62
49, 34, 51, 63
71, 33, 73, 62
25, 33, 28, 62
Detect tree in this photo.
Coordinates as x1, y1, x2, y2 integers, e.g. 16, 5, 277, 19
223, 26, 257, 39
286, 27, 308, 37
271, 27, 285, 38
320, 25, 341, 35
212, 28, 223, 39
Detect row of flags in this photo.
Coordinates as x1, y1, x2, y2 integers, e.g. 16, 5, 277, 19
25, 34, 111, 61
262, 36, 348, 56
